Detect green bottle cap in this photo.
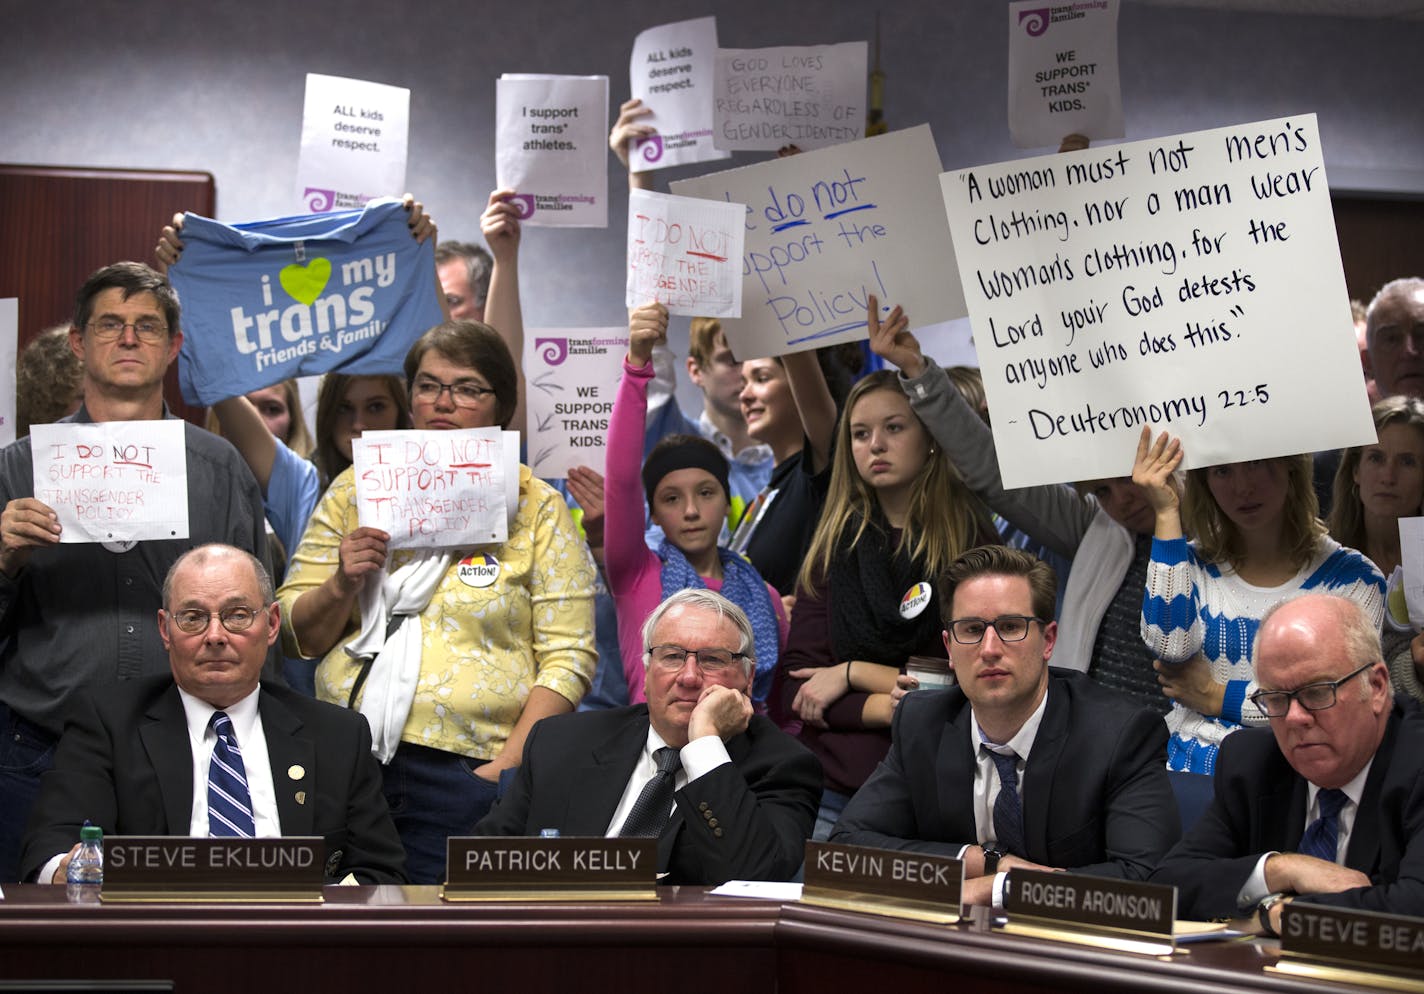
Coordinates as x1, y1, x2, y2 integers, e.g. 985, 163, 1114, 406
79, 825, 103, 842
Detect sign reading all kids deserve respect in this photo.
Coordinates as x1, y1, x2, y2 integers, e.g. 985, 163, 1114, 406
629, 16, 729, 173
351, 429, 520, 550
1007, 0, 1122, 149
672, 126, 965, 360
496, 75, 609, 227
31, 421, 188, 543
169, 198, 445, 407
524, 329, 628, 479
626, 189, 745, 318
294, 73, 411, 212
712, 42, 867, 152
941, 114, 1374, 490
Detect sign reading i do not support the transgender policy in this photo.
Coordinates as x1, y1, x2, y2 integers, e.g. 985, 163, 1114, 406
940, 113, 1374, 489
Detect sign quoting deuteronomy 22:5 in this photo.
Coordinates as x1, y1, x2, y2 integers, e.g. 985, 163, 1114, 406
941, 114, 1374, 489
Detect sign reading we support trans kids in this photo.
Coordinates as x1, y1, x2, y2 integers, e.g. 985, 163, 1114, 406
1007, 0, 1122, 149
672, 125, 966, 360
626, 189, 745, 318
712, 42, 867, 152
352, 429, 520, 550
294, 73, 411, 212
524, 329, 628, 479
941, 114, 1374, 489
629, 16, 729, 173
31, 421, 188, 544
496, 75, 609, 227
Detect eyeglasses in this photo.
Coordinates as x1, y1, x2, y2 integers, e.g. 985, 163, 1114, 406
412, 376, 497, 408
947, 615, 1046, 645
170, 605, 266, 635
88, 318, 168, 343
1373, 327, 1424, 354
647, 644, 747, 675
1248, 662, 1373, 717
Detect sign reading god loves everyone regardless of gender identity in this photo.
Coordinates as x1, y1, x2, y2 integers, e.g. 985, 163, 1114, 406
169, 198, 446, 407
1007, 0, 1122, 149
523, 328, 629, 478
31, 421, 188, 543
626, 189, 745, 318
672, 125, 966, 359
712, 42, 867, 152
629, 16, 730, 173
351, 429, 520, 549
941, 114, 1374, 489
496, 75, 609, 227
294, 73, 411, 212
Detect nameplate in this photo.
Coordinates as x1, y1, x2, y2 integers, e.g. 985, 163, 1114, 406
442, 837, 657, 902
102, 836, 324, 902
1270, 902, 1424, 989
800, 841, 962, 925
1001, 869, 1176, 955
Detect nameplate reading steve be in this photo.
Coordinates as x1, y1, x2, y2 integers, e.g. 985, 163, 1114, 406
1273, 903, 1424, 987
442, 837, 657, 902
102, 836, 325, 902
801, 841, 963, 924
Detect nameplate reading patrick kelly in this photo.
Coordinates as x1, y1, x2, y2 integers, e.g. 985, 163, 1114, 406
103, 836, 324, 897
444, 837, 657, 899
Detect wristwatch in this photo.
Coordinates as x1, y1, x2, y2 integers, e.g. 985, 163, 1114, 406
1257, 892, 1290, 937
981, 845, 1006, 876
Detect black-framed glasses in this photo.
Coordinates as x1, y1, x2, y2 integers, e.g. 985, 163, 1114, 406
170, 605, 266, 635
412, 376, 496, 408
1248, 662, 1373, 717
647, 644, 747, 675
88, 318, 168, 343
947, 615, 1046, 645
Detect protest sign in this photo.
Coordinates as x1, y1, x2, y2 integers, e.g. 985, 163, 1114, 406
672, 125, 965, 359
0, 299, 16, 448
1008, 0, 1122, 149
170, 198, 445, 406
524, 328, 628, 478
712, 42, 867, 151
31, 421, 188, 543
626, 189, 745, 318
351, 429, 519, 550
496, 75, 609, 227
941, 114, 1373, 489
294, 73, 410, 212
1400, 517, 1424, 627
629, 16, 729, 173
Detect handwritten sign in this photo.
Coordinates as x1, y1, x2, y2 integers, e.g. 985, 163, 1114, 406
672, 125, 966, 359
524, 328, 628, 479
0, 298, 15, 448
712, 42, 867, 151
352, 429, 521, 549
629, 16, 729, 173
31, 421, 189, 543
1007, 0, 1123, 149
626, 189, 745, 318
294, 73, 410, 212
496, 74, 608, 228
941, 114, 1374, 489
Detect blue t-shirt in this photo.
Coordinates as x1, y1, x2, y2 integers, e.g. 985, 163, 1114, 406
170, 198, 445, 406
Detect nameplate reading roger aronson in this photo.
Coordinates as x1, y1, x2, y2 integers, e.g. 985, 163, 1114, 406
443, 837, 657, 901
102, 837, 324, 901
801, 841, 963, 923
1002, 868, 1176, 938
1275, 902, 1424, 982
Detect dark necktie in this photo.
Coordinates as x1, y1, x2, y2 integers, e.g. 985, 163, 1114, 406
1298, 788, 1348, 862
618, 747, 681, 838
208, 711, 256, 837
987, 748, 1026, 858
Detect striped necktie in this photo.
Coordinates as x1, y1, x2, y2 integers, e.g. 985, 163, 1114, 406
208, 711, 255, 837
987, 748, 1026, 858
1298, 788, 1348, 862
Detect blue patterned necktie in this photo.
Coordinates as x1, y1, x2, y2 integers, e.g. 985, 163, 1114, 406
987, 748, 1026, 857
618, 747, 681, 838
208, 711, 255, 837
1298, 788, 1348, 862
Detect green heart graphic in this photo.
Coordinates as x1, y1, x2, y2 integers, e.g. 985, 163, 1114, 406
279, 257, 332, 306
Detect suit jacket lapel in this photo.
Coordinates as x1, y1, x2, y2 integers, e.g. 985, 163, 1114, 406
1345, 712, 1396, 874
139, 685, 195, 834
564, 710, 650, 836
1259, 767, 1308, 854
1022, 685, 1067, 860
936, 700, 979, 841
260, 691, 315, 836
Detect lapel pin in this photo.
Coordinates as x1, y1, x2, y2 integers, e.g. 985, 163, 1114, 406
295, 791, 307, 805
288, 765, 305, 780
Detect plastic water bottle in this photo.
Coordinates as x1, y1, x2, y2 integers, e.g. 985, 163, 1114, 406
65, 823, 103, 903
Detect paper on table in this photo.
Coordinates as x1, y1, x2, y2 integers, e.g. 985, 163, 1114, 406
710, 880, 803, 901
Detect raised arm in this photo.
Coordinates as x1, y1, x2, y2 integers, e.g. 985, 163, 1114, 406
781, 351, 835, 473
481, 189, 526, 436
610, 98, 655, 192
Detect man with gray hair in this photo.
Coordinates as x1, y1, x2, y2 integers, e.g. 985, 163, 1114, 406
1152, 593, 1424, 928
476, 588, 821, 883
1364, 277, 1424, 400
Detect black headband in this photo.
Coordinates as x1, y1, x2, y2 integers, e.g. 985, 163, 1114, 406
642, 441, 730, 507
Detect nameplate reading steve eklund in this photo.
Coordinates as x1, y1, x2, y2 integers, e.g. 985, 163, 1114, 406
103, 837, 324, 895
444, 837, 656, 897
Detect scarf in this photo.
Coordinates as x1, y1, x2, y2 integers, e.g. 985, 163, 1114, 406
828, 513, 944, 667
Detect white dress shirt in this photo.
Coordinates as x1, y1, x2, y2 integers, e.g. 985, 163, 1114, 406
604, 728, 731, 836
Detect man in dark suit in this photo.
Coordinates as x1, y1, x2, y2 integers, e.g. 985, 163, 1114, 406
832, 546, 1178, 908
476, 588, 820, 884
20, 544, 405, 884
1152, 593, 1424, 927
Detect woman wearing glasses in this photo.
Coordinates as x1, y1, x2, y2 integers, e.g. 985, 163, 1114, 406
604, 302, 787, 711
1133, 431, 1384, 774
277, 320, 597, 883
